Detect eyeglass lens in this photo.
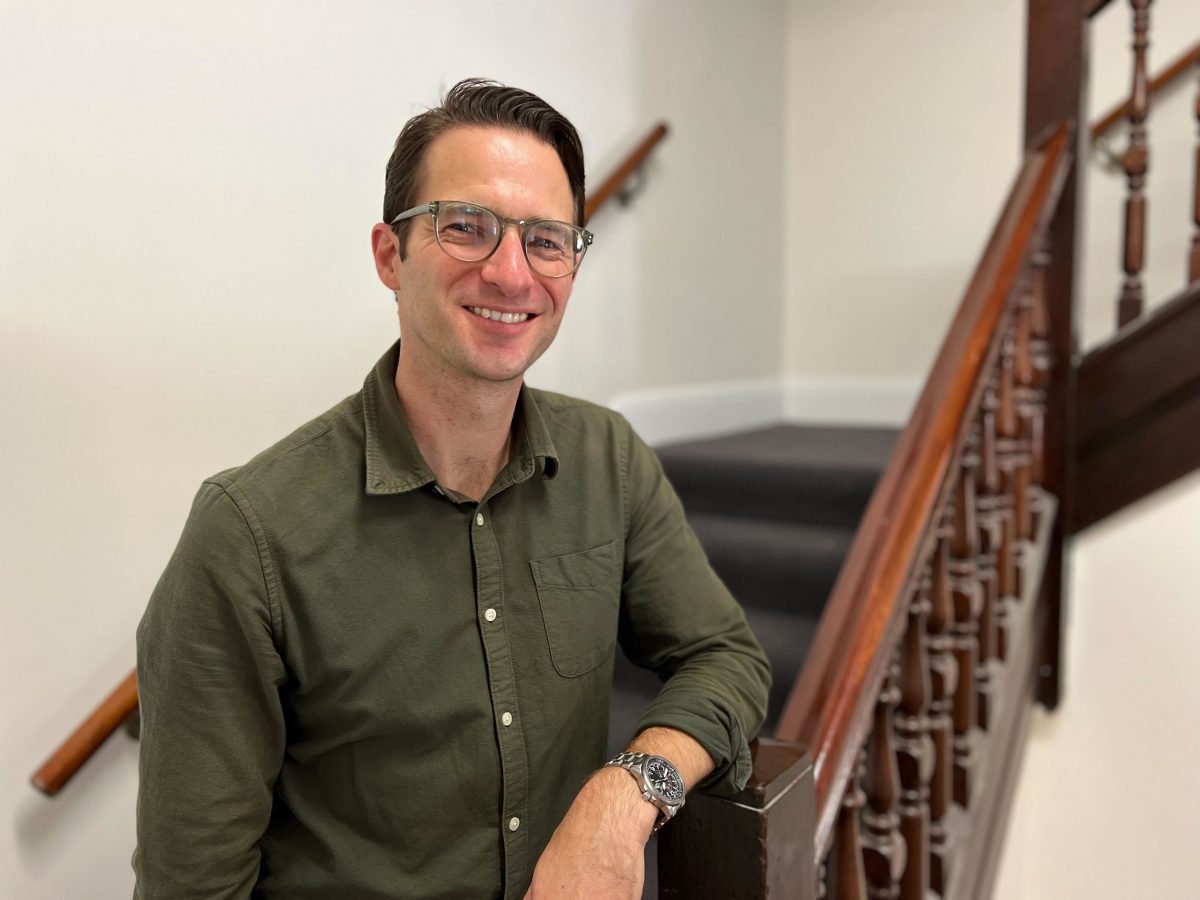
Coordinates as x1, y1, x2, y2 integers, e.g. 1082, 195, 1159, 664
435, 202, 580, 278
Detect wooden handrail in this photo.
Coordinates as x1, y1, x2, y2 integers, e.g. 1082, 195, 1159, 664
31, 122, 672, 798
583, 122, 669, 224
775, 123, 1072, 858
31, 670, 138, 795
1091, 40, 1200, 141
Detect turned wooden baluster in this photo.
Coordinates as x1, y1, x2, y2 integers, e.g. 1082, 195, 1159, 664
950, 451, 982, 808
1012, 281, 1036, 545
826, 752, 869, 900
895, 577, 934, 900
1191, 53, 1200, 285
1118, 0, 1152, 327
1027, 241, 1052, 489
974, 387, 1002, 736
861, 665, 906, 900
926, 528, 958, 896
993, 330, 1022, 658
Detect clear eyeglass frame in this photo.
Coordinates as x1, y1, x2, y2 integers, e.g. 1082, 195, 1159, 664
390, 200, 593, 278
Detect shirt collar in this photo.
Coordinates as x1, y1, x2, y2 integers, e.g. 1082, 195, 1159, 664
362, 341, 559, 496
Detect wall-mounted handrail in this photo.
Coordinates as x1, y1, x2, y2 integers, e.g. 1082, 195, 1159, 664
583, 123, 669, 224
31, 121, 672, 798
31, 671, 138, 795
1091, 40, 1200, 141
775, 123, 1072, 859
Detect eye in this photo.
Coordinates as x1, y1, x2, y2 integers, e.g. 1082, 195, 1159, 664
439, 206, 495, 244
525, 224, 570, 259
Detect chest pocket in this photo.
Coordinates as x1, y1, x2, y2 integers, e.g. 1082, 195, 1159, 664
531, 539, 621, 677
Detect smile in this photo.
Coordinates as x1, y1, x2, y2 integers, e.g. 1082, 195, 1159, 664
468, 306, 531, 324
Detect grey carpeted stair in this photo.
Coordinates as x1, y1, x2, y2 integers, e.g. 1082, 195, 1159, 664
652, 424, 898, 529
610, 422, 898, 896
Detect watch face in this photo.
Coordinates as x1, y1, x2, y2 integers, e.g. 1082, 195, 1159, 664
646, 756, 685, 804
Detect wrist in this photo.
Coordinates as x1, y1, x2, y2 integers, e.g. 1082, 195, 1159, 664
581, 766, 658, 845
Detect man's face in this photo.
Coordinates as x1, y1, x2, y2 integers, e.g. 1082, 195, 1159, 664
374, 126, 578, 387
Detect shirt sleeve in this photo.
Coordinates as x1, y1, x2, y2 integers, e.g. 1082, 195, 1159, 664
133, 480, 287, 899
616, 423, 771, 796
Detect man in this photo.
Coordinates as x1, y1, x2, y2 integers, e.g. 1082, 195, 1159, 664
134, 78, 769, 899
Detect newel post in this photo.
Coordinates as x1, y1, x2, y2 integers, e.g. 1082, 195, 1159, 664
1023, 0, 1087, 710
658, 738, 817, 899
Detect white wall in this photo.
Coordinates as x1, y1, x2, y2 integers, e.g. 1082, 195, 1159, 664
0, 2, 786, 896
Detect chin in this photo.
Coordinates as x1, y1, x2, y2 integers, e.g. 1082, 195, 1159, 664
463, 356, 532, 385
464, 343, 549, 385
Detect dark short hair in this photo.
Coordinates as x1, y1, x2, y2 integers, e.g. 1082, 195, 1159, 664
383, 78, 586, 258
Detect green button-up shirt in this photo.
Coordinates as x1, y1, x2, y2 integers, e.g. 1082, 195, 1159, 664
134, 343, 770, 899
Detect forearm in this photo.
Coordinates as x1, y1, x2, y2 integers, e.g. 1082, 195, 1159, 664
526, 700, 725, 895
567, 725, 714, 848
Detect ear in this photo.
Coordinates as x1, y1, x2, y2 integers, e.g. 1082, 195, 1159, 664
370, 223, 403, 292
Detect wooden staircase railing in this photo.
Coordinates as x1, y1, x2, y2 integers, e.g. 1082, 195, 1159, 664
1074, 5, 1200, 528
782, 124, 1071, 898
584, 122, 669, 224
29, 121, 670, 798
1090, 39, 1200, 142
30, 671, 139, 795
657, 121, 1073, 899
660, 2, 1200, 895
1100, 14, 1200, 324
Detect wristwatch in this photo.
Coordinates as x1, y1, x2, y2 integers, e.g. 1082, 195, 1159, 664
604, 751, 686, 833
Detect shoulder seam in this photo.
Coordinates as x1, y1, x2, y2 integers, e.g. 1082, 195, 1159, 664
203, 480, 286, 651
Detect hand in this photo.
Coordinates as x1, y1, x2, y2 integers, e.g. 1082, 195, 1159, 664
523, 767, 656, 899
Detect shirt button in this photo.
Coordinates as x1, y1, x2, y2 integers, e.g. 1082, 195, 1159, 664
501, 712, 513, 726
484, 608, 497, 622
475, 513, 485, 527
508, 817, 521, 832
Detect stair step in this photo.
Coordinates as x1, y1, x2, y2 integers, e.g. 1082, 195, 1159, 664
659, 423, 898, 528
689, 513, 854, 618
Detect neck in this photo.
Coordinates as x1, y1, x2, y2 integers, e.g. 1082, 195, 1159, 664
393, 344, 522, 502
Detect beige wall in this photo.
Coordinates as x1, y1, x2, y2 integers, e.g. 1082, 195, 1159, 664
0, 2, 786, 896
784, 0, 1027, 378
784, 0, 1199, 376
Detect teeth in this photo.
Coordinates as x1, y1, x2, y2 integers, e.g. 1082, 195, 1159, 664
469, 306, 529, 324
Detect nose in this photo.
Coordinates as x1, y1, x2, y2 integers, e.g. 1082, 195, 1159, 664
479, 225, 536, 296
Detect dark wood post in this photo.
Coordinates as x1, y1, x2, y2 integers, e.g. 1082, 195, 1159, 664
1024, 0, 1087, 711
658, 739, 817, 899
1118, 0, 1153, 326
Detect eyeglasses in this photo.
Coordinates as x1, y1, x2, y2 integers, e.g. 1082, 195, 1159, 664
390, 200, 593, 278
